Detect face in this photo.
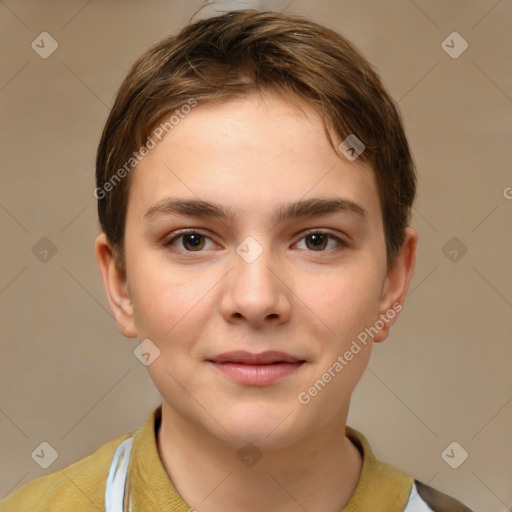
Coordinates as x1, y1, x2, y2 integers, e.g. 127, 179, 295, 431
97, 91, 417, 449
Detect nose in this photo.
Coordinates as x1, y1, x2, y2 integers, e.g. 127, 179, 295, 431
219, 241, 292, 328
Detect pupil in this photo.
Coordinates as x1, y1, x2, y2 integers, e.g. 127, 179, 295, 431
308, 234, 326, 250
185, 234, 203, 250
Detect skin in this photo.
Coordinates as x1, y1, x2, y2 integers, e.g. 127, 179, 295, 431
96, 90, 417, 512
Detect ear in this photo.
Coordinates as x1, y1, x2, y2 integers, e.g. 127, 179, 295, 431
373, 226, 418, 343
95, 232, 138, 338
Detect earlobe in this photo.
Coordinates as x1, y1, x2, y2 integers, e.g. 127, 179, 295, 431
373, 227, 418, 343
94, 232, 138, 338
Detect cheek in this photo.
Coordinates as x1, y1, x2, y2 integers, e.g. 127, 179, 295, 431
128, 254, 219, 349
131, 274, 191, 338
306, 262, 383, 348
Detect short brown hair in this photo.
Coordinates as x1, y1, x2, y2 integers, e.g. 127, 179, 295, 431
96, 9, 416, 275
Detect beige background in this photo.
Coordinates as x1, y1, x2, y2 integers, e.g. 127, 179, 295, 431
1, 0, 511, 510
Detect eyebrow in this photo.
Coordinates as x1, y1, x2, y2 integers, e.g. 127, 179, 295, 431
144, 197, 367, 224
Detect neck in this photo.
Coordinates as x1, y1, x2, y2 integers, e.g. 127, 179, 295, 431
156, 403, 363, 512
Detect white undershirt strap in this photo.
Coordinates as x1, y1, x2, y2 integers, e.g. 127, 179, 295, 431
105, 436, 135, 512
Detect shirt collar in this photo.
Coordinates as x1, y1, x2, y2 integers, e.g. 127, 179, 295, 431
130, 405, 413, 511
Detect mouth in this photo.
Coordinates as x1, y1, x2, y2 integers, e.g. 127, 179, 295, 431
207, 351, 306, 386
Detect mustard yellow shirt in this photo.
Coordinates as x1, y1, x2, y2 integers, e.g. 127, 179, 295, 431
0, 405, 472, 511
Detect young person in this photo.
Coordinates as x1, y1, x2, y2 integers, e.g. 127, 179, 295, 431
0, 9, 473, 512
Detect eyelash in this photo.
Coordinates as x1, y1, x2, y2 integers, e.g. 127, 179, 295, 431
162, 229, 349, 254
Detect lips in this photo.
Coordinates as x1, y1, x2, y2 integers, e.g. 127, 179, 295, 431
207, 351, 306, 386
208, 350, 303, 365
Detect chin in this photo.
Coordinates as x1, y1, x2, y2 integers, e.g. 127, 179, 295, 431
217, 405, 305, 449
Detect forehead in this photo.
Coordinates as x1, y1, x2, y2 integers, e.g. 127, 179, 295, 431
128, 91, 381, 225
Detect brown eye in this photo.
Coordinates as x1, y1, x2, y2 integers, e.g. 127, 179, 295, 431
181, 233, 205, 251
305, 233, 328, 251
164, 231, 213, 252
296, 231, 348, 252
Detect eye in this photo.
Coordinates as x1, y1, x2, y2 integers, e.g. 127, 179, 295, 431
163, 230, 216, 252
295, 230, 348, 252
163, 229, 349, 254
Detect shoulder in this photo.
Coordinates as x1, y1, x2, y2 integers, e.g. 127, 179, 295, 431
345, 425, 474, 511
403, 479, 474, 512
0, 432, 132, 512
